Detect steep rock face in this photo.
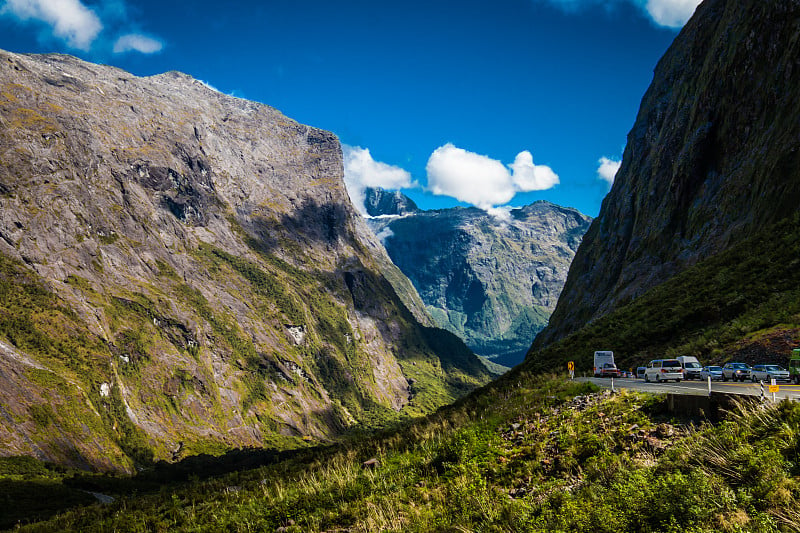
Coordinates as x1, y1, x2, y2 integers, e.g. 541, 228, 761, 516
533, 0, 800, 350
0, 51, 490, 471
367, 190, 591, 367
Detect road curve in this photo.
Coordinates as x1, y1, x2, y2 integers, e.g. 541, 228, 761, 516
579, 377, 800, 401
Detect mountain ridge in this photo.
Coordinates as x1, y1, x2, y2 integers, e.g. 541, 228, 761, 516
0, 49, 491, 471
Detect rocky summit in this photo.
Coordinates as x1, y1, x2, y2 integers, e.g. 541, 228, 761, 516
0, 50, 491, 471
366, 189, 591, 367
532, 0, 800, 351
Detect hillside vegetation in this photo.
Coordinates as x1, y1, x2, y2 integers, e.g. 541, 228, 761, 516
4, 373, 800, 531
526, 213, 800, 373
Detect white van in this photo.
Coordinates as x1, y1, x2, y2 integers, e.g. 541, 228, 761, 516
677, 356, 702, 380
593, 351, 615, 377
644, 359, 683, 383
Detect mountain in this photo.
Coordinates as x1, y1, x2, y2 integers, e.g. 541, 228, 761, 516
364, 187, 419, 217
365, 189, 591, 367
529, 0, 800, 368
0, 50, 492, 472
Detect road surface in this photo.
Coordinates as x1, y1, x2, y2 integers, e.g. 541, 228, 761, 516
581, 377, 800, 401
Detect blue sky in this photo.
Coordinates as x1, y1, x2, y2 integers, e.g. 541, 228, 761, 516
0, 0, 700, 217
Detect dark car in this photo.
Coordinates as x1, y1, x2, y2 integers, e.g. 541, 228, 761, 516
636, 367, 646, 379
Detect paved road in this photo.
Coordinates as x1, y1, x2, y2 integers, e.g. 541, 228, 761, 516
581, 377, 800, 401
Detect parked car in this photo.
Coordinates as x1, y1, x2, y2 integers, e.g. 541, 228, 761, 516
593, 351, 615, 377
598, 362, 620, 377
699, 366, 723, 381
750, 364, 791, 383
722, 362, 751, 382
636, 367, 646, 379
644, 359, 683, 383
677, 356, 703, 380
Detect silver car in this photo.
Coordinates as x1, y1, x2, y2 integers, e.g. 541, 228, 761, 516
750, 364, 791, 383
699, 366, 723, 381
722, 362, 751, 382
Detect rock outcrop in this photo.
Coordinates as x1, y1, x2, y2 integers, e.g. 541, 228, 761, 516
0, 50, 491, 471
366, 189, 591, 367
532, 0, 800, 351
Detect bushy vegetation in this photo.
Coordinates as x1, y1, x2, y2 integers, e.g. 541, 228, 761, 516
528, 214, 800, 372
7, 373, 800, 532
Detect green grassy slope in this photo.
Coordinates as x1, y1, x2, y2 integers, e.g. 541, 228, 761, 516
6, 373, 800, 532
524, 213, 800, 374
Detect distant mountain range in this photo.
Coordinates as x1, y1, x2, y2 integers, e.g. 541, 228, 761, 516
365, 188, 591, 367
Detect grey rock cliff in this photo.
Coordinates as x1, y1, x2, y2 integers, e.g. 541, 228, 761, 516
532, 0, 800, 350
0, 50, 490, 470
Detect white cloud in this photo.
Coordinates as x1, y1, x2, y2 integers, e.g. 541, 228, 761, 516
113, 33, 162, 54
536, 0, 701, 28
510, 150, 560, 191
644, 0, 701, 28
2, 0, 102, 50
597, 156, 621, 185
486, 206, 514, 222
425, 143, 559, 211
342, 145, 415, 215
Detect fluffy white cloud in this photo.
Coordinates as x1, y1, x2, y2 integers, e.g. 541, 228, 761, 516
113, 33, 162, 54
510, 150, 560, 191
536, 0, 701, 28
2, 0, 102, 50
644, 0, 701, 28
426, 143, 559, 211
597, 156, 621, 185
343, 145, 415, 215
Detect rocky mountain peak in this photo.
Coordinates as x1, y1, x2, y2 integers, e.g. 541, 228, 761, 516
366, 195, 591, 366
364, 187, 420, 217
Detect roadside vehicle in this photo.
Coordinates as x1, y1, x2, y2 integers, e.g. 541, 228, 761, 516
636, 366, 646, 379
677, 356, 703, 380
750, 364, 790, 383
699, 366, 723, 381
722, 362, 751, 382
789, 349, 800, 384
598, 362, 620, 377
593, 351, 615, 377
644, 359, 683, 383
